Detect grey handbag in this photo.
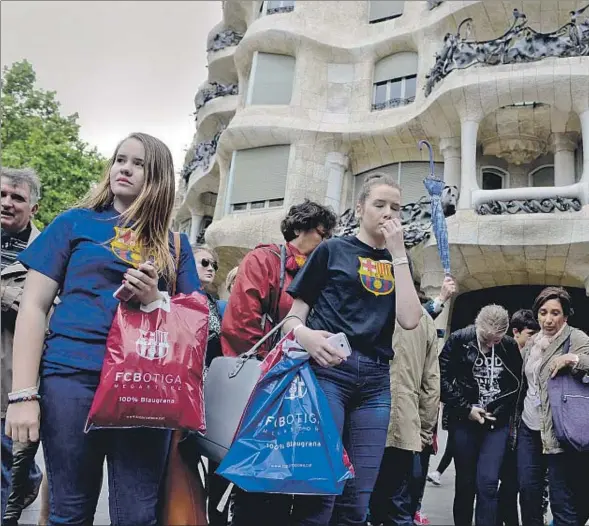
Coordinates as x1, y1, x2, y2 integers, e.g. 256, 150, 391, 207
194, 316, 294, 464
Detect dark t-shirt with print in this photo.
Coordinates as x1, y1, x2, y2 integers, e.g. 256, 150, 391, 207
287, 236, 396, 360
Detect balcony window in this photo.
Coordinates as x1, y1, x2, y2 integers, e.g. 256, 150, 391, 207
247, 52, 296, 105
373, 52, 418, 111
196, 216, 213, 245
481, 167, 508, 190
227, 145, 291, 214
529, 165, 555, 187
261, 0, 295, 16
368, 0, 404, 23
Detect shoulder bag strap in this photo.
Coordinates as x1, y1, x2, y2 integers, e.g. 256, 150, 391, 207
171, 232, 181, 296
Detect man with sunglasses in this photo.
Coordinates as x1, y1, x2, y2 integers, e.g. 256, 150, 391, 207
221, 199, 337, 526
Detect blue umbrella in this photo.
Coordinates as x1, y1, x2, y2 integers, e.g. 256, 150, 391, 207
418, 140, 451, 276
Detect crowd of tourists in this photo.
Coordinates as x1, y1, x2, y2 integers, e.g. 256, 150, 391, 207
1, 132, 588, 526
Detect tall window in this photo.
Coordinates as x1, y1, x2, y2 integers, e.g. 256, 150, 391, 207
260, 0, 295, 16
373, 52, 418, 111
480, 167, 508, 190
368, 0, 404, 23
247, 52, 296, 105
529, 165, 555, 187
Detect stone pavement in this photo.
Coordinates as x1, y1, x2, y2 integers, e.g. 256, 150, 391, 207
20, 432, 455, 526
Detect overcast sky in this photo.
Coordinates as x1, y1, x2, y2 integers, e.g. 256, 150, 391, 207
1, 0, 222, 174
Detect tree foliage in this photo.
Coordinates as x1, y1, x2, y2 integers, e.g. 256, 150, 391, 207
1, 60, 106, 228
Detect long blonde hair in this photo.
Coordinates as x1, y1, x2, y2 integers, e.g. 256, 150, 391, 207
77, 132, 176, 283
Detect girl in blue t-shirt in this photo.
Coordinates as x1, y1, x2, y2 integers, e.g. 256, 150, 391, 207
284, 173, 422, 525
5, 133, 202, 525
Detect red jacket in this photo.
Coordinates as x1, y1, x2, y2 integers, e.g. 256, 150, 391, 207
221, 243, 303, 357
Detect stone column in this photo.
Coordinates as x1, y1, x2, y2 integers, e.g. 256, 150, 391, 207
458, 120, 480, 209
551, 133, 577, 186
189, 214, 202, 245
440, 137, 461, 189
324, 152, 349, 213
580, 110, 589, 183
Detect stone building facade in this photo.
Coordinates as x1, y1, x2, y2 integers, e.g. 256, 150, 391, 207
173, 0, 589, 332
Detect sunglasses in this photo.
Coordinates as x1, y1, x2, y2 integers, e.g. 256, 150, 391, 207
200, 258, 218, 271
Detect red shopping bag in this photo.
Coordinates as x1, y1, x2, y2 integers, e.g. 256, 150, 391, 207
86, 292, 209, 432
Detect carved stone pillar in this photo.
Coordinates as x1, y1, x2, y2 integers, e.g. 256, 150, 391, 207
324, 152, 349, 213
580, 110, 589, 183
440, 137, 461, 190
458, 120, 480, 209
551, 133, 577, 187
189, 214, 202, 245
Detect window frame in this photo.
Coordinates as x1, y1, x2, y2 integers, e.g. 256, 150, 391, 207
372, 74, 417, 111
260, 0, 295, 16
230, 198, 285, 213
528, 164, 555, 188
479, 166, 509, 190
368, 0, 404, 23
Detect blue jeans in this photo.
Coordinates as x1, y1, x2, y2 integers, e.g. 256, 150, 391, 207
546, 451, 589, 526
452, 421, 510, 526
39, 372, 171, 526
517, 423, 546, 526
1, 418, 43, 520
370, 447, 414, 526
291, 350, 391, 526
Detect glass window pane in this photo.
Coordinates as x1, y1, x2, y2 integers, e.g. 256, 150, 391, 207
250, 201, 265, 209
269, 198, 284, 207
482, 171, 503, 190
232, 203, 247, 211
389, 80, 402, 104
531, 166, 554, 187
374, 83, 387, 105
404, 76, 417, 102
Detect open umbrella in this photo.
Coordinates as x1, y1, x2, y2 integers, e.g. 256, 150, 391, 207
418, 140, 451, 276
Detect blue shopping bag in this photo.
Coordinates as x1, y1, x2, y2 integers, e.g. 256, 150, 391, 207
217, 336, 354, 495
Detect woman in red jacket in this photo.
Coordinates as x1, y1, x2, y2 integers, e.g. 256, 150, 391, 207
221, 199, 337, 526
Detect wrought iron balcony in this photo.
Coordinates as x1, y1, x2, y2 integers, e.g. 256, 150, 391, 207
207, 29, 244, 53
427, 0, 443, 9
267, 5, 294, 15
372, 96, 415, 111
425, 4, 589, 96
180, 129, 224, 183
194, 82, 239, 119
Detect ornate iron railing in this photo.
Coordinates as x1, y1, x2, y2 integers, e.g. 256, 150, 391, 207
427, 0, 443, 9
425, 3, 589, 96
207, 29, 244, 52
267, 5, 294, 15
477, 197, 582, 215
180, 130, 224, 183
194, 82, 238, 119
372, 96, 415, 111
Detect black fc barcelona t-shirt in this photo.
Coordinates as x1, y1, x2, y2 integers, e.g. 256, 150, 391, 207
287, 236, 396, 360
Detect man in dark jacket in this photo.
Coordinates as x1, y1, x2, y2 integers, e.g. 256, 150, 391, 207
439, 304, 522, 526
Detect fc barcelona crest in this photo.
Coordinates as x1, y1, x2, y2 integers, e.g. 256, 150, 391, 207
110, 227, 142, 267
357, 257, 394, 297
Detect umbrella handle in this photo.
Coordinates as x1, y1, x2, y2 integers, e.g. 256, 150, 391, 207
418, 140, 434, 176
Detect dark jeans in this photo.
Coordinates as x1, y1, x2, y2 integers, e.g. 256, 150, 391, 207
231, 490, 293, 526
207, 460, 230, 526
435, 430, 453, 475
498, 447, 519, 526
452, 420, 510, 526
412, 450, 431, 514
291, 350, 391, 526
546, 451, 589, 526
517, 423, 546, 526
39, 372, 171, 526
370, 447, 415, 526
1, 419, 43, 521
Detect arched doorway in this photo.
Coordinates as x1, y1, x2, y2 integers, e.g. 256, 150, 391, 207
450, 285, 589, 335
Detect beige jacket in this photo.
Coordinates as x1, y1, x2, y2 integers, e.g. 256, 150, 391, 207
516, 324, 589, 454
386, 308, 440, 451
1, 224, 40, 418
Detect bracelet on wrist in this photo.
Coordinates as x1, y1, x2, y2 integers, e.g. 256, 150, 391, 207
8, 387, 39, 398
8, 394, 41, 405
392, 256, 409, 267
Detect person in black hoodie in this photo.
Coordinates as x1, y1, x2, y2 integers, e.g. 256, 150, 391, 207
439, 304, 522, 526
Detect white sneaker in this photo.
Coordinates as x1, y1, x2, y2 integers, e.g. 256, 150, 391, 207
427, 471, 441, 486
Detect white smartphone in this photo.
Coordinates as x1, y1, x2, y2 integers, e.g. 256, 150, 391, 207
113, 284, 134, 302
326, 332, 352, 357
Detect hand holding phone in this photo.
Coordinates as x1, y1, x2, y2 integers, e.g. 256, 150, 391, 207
113, 283, 134, 302
325, 333, 352, 358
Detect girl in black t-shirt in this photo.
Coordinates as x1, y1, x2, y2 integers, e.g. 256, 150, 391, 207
285, 174, 421, 525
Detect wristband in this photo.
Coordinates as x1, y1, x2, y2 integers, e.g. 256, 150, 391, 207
392, 256, 409, 267
8, 387, 38, 398
8, 394, 40, 405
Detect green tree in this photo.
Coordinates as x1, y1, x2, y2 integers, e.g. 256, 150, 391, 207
1, 60, 106, 228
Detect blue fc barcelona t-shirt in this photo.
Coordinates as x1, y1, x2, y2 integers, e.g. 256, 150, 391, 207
18, 207, 203, 375
287, 236, 396, 360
